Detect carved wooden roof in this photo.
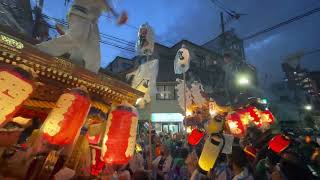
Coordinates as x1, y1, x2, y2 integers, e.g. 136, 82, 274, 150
0, 31, 144, 105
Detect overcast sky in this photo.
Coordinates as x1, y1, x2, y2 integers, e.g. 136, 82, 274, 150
41, 0, 320, 85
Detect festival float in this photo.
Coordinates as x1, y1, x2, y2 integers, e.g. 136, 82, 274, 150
175, 68, 277, 173
0, 29, 144, 179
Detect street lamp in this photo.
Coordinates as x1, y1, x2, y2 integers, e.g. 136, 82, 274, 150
237, 75, 250, 86
304, 104, 313, 111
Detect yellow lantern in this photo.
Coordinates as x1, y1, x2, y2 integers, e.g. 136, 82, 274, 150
207, 114, 224, 134
0, 65, 34, 127
198, 133, 224, 173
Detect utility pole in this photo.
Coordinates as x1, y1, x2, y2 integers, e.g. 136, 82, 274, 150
32, 0, 44, 39
220, 12, 226, 54
220, 12, 225, 34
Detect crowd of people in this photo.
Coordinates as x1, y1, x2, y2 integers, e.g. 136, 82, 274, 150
106, 126, 320, 180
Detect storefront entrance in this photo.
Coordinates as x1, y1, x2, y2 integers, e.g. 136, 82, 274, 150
151, 113, 184, 134
162, 122, 180, 133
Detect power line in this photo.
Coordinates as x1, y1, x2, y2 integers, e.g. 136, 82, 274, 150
0, 2, 176, 46
243, 7, 320, 40
47, 25, 135, 53
43, 13, 177, 48
43, 14, 136, 48
304, 48, 320, 56
100, 40, 135, 52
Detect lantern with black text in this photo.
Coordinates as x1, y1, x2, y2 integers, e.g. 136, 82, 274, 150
268, 134, 290, 154
174, 47, 190, 74
188, 128, 205, 146
42, 88, 91, 145
198, 133, 224, 173
0, 65, 34, 127
102, 103, 138, 165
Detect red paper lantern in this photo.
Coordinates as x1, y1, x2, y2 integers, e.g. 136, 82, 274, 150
268, 134, 290, 153
260, 110, 274, 125
226, 112, 246, 137
0, 65, 34, 127
188, 128, 205, 146
102, 103, 138, 165
42, 88, 91, 145
237, 106, 260, 126
246, 106, 260, 121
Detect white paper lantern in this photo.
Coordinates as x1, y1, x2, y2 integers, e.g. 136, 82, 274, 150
136, 23, 154, 56
174, 48, 190, 74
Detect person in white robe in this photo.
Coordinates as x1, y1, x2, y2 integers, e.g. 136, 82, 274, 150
37, 0, 127, 73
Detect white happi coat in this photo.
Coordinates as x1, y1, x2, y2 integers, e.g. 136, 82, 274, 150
37, 0, 111, 73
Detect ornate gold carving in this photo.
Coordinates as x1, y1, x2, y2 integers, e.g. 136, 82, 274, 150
0, 35, 24, 49
54, 58, 74, 71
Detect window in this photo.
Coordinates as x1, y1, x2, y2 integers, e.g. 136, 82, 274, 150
196, 54, 206, 69
122, 63, 132, 70
156, 85, 176, 100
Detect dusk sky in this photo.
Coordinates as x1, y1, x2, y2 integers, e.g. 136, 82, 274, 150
37, 0, 320, 84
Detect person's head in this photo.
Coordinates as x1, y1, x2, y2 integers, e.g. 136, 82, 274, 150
160, 145, 170, 157
305, 135, 312, 144
132, 170, 150, 180
176, 141, 183, 148
265, 150, 281, 172
165, 134, 169, 140
230, 146, 249, 173
216, 153, 227, 164
280, 152, 313, 180
178, 147, 189, 159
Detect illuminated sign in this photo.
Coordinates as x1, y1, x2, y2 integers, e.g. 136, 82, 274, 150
151, 113, 184, 122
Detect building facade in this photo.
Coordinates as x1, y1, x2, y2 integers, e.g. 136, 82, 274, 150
106, 37, 259, 133
203, 30, 246, 62
282, 61, 320, 111
104, 56, 135, 74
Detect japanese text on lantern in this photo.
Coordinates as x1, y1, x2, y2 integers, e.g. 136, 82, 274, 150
42, 93, 75, 136
0, 35, 24, 49
0, 71, 33, 126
